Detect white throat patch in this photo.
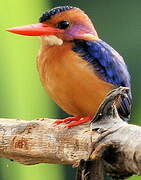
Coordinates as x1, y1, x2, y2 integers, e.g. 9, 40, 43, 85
41, 35, 63, 46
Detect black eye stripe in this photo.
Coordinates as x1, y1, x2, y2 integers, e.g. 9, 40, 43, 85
57, 21, 70, 29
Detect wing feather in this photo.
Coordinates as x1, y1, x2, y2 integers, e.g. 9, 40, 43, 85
72, 39, 132, 120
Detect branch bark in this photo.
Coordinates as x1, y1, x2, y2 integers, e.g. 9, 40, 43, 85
0, 87, 140, 179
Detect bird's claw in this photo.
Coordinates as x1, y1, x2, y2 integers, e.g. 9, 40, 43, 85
54, 116, 92, 128
54, 116, 80, 125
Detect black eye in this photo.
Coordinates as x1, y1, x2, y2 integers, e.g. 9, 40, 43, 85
57, 21, 70, 29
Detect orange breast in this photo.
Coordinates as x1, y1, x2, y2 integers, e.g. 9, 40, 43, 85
37, 42, 114, 117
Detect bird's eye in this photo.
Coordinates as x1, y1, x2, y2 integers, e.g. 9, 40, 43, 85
57, 21, 70, 29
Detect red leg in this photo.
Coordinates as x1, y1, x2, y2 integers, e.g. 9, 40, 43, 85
54, 116, 80, 125
64, 116, 92, 128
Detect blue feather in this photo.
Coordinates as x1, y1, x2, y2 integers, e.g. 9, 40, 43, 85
72, 39, 132, 120
73, 39, 131, 87
39, 6, 75, 22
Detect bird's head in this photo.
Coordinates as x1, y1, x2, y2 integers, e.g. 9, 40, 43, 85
7, 6, 99, 46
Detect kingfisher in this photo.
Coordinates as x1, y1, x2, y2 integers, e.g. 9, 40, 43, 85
7, 6, 132, 128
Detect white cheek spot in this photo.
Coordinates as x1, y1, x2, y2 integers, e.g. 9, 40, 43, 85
41, 35, 63, 46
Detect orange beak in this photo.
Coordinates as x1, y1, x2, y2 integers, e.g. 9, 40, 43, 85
6, 23, 64, 36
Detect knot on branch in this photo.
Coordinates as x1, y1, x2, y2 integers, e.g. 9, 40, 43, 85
87, 87, 136, 179
76, 87, 132, 180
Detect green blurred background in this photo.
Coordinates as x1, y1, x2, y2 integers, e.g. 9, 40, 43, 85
1, 0, 141, 179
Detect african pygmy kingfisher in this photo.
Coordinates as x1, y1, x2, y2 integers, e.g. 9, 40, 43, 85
7, 6, 132, 128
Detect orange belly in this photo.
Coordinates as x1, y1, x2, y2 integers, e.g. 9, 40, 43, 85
37, 42, 114, 117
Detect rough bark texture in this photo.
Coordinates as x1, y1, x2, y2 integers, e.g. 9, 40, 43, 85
76, 159, 104, 180
0, 87, 140, 179
0, 117, 92, 165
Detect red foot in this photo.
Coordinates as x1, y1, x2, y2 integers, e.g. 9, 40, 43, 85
54, 116, 92, 128
54, 116, 80, 124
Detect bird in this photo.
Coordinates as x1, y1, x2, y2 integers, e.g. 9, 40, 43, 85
7, 6, 132, 128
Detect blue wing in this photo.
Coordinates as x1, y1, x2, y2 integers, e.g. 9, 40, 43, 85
72, 39, 132, 120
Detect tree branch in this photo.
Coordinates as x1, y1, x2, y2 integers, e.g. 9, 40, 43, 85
0, 87, 140, 179
0, 117, 92, 166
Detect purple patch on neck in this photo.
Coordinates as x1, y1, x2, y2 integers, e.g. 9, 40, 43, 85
66, 24, 96, 39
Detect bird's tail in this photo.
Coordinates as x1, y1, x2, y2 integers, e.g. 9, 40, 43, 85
117, 89, 132, 121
